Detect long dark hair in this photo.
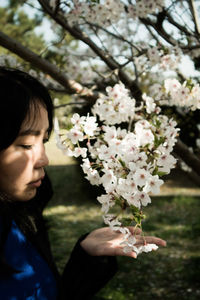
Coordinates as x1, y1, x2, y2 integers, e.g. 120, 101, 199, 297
0, 67, 53, 150
0, 67, 54, 276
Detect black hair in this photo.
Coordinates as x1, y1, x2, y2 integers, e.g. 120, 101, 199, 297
0, 67, 54, 276
0, 67, 54, 151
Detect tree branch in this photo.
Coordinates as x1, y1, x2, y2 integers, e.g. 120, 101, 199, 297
140, 13, 177, 46
86, 21, 141, 53
165, 10, 194, 36
0, 30, 97, 101
37, 0, 143, 101
174, 139, 200, 180
141, 8, 200, 50
188, 0, 200, 35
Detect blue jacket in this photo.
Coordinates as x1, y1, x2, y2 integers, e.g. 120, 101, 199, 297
0, 218, 58, 300
0, 175, 117, 300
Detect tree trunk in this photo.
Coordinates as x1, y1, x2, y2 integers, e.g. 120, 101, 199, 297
174, 139, 200, 180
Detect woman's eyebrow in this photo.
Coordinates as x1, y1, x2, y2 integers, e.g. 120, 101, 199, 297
19, 128, 50, 136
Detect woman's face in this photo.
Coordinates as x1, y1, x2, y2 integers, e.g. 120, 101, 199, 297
0, 104, 50, 201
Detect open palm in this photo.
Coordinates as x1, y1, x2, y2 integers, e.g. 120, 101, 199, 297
80, 227, 166, 258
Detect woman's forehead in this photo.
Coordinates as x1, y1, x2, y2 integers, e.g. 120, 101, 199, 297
20, 103, 49, 133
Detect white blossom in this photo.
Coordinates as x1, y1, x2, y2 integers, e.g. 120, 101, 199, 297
83, 115, 98, 136
73, 147, 87, 158
71, 113, 85, 127
67, 128, 84, 144
143, 94, 157, 113
85, 169, 101, 186
101, 169, 117, 193
81, 158, 91, 173
97, 194, 114, 214
133, 169, 150, 187
133, 243, 158, 255
134, 191, 151, 208
157, 154, 177, 173
143, 175, 164, 194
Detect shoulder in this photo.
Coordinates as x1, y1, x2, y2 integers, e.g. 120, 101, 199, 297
0, 215, 12, 244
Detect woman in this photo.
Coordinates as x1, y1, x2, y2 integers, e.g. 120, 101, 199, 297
0, 67, 166, 300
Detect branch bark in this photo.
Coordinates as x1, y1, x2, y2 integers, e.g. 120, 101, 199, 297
141, 9, 200, 51
188, 0, 200, 35
174, 139, 200, 180
140, 11, 178, 46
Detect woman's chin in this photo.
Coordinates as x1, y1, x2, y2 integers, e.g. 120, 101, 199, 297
14, 188, 37, 202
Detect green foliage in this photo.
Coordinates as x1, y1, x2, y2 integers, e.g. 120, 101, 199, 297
152, 166, 167, 177
0, 1, 76, 73
0, 5, 45, 53
130, 205, 146, 225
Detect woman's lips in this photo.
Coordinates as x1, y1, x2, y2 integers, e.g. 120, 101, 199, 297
28, 176, 44, 188
29, 179, 42, 188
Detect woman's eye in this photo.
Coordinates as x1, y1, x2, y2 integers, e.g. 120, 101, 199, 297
20, 145, 33, 150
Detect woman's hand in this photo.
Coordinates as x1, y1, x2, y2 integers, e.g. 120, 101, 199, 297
80, 227, 166, 258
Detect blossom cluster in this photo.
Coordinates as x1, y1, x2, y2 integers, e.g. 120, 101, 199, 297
63, 0, 165, 27
55, 82, 179, 255
150, 78, 200, 110
147, 46, 182, 70
65, 0, 124, 27
92, 83, 136, 124
127, 0, 165, 19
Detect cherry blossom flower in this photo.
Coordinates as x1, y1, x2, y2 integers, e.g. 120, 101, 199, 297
83, 115, 98, 136
67, 128, 84, 144
157, 153, 177, 173
97, 194, 115, 214
143, 175, 164, 194
73, 147, 87, 158
71, 113, 85, 127
85, 169, 101, 186
143, 94, 156, 113
147, 47, 160, 65
133, 169, 150, 187
101, 169, 117, 193
133, 243, 158, 255
134, 191, 151, 208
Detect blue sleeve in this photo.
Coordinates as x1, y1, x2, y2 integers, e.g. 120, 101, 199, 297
0, 220, 58, 300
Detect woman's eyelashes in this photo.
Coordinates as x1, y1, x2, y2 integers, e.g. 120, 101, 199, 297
20, 144, 33, 150
19, 138, 49, 150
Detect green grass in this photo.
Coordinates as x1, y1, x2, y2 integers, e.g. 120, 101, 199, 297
44, 165, 200, 300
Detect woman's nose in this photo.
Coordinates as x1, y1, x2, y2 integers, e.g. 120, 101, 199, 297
34, 145, 49, 169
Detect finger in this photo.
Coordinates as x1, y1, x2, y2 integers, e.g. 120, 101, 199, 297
99, 243, 137, 258
135, 236, 166, 247
112, 247, 137, 259
145, 237, 166, 246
